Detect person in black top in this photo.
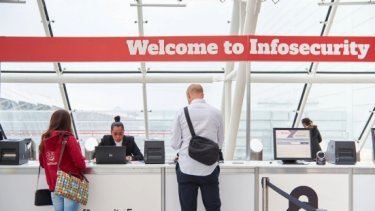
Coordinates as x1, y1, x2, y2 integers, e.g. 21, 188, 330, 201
302, 117, 322, 160
98, 116, 144, 161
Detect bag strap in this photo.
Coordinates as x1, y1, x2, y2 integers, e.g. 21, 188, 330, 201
69, 172, 89, 182
57, 134, 69, 170
184, 107, 196, 137
36, 165, 41, 191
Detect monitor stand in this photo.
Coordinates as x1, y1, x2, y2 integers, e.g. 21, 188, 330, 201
281, 160, 309, 165
282, 160, 297, 164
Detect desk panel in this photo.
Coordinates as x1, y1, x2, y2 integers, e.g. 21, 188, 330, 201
353, 168, 375, 211
165, 164, 255, 211
1, 161, 375, 211
258, 167, 350, 211
0, 162, 162, 211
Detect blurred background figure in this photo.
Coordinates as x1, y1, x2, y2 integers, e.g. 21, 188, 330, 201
302, 117, 322, 160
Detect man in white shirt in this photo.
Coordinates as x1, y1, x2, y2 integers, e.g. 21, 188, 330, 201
171, 84, 224, 211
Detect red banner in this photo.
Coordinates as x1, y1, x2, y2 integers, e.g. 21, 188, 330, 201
0, 36, 374, 62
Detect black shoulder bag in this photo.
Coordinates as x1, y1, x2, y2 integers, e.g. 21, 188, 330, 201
34, 165, 53, 206
184, 107, 219, 165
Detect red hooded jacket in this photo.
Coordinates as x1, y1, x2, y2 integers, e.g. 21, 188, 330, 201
39, 131, 86, 191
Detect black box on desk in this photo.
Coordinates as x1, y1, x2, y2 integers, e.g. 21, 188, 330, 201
0, 139, 29, 165
326, 140, 356, 165
144, 140, 165, 164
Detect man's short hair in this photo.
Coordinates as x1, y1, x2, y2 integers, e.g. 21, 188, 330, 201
187, 84, 204, 95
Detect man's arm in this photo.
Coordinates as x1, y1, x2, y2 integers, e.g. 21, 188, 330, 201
171, 111, 183, 150
217, 113, 225, 162
217, 114, 224, 149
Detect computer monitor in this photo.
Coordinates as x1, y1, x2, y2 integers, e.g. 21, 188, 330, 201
273, 128, 313, 164
0, 123, 7, 141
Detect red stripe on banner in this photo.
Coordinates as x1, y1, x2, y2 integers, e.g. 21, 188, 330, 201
0, 36, 374, 62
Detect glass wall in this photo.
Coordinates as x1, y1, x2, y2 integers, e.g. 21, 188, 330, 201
66, 83, 145, 145
248, 83, 304, 160
1, 0, 374, 161
303, 84, 375, 152
0, 83, 64, 149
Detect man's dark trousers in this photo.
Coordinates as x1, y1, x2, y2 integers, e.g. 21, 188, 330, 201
176, 163, 221, 211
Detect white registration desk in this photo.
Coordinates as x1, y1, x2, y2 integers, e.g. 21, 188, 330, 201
0, 161, 374, 211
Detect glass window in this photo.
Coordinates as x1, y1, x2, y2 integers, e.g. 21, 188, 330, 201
303, 84, 375, 151
252, 62, 310, 73
254, 0, 329, 73
0, 2, 52, 72
143, 0, 232, 36
246, 83, 305, 160
329, 4, 375, 36
0, 83, 64, 150
45, 0, 139, 36
0, 0, 45, 36
318, 4, 375, 73
256, 0, 329, 36
65, 84, 145, 145
362, 131, 374, 162
2, 0, 375, 163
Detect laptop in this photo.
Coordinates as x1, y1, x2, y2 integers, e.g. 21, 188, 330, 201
95, 146, 127, 164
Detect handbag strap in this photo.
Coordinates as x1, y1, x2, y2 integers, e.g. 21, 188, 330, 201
57, 134, 69, 170
184, 107, 196, 137
36, 165, 41, 191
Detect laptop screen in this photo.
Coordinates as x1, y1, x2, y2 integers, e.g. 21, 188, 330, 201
95, 146, 127, 164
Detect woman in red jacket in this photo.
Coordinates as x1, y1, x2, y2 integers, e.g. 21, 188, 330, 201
39, 109, 86, 211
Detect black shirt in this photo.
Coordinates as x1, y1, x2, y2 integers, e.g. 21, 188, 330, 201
310, 125, 322, 159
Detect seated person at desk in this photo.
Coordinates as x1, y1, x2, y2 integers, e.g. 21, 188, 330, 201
98, 116, 144, 161
302, 117, 322, 160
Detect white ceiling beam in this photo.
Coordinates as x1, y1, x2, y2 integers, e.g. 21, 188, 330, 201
130, 3, 186, 7
0, 74, 215, 83
135, 0, 150, 139
225, 0, 261, 160
223, 0, 241, 137
5, 73, 375, 83
0, 0, 25, 3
